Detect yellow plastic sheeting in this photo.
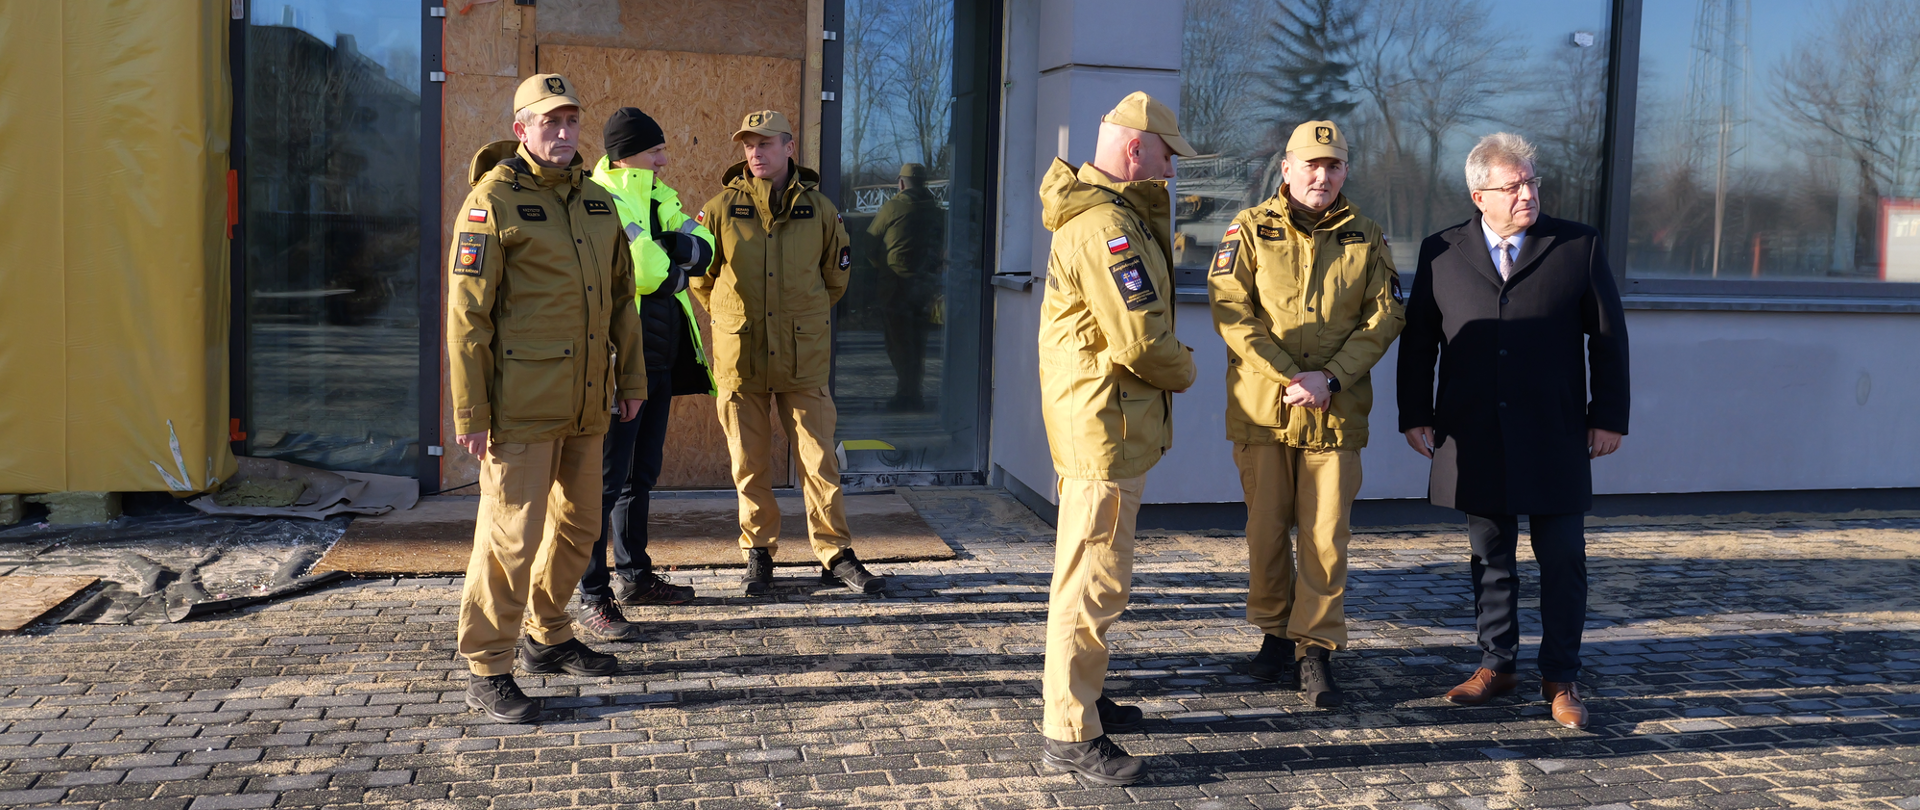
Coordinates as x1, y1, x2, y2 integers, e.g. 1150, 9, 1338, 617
0, 1, 236, 494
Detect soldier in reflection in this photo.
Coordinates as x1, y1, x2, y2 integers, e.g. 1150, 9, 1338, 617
867, 162, 946, 412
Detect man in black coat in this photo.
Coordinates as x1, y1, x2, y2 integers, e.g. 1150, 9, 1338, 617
1396, 132, 1630, 731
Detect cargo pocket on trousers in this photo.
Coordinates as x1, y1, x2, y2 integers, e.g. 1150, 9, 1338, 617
792, 312, 831, 375
500, 339, 577, 421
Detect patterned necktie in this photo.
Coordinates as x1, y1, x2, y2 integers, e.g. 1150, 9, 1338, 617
1497, 239, 1514, 280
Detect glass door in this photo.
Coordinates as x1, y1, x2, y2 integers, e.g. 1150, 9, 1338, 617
832, 0, 997, 480
238, 1, 424, 476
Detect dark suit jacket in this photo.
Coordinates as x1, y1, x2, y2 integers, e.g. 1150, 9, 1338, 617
1396, 214, 1630, 516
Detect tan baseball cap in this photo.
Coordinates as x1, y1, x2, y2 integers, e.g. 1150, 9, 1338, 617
899, 162, 928, 179
1286, 120, 1348, 162
514, 73, 581, 116
733, 110, 792, 141
1102, 91, 1197, 158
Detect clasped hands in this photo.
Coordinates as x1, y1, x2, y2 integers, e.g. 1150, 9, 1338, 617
1284, 370, 1334, 411
454, 398, 644, 461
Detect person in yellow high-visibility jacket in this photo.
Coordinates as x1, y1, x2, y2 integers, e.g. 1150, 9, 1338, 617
570, 107, 717, 642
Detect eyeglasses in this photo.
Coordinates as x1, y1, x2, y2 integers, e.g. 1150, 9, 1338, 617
1475, 177, 1543, 195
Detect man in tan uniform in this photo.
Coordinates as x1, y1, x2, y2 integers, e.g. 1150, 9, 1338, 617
1208, 120, 1405, 708
1035, 92, 1197, 785
867, 162, 945, 411
692, 111, 885, 597
447, 74, 648, 723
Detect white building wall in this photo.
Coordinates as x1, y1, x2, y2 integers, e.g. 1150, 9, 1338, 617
989, 1, 1920, 505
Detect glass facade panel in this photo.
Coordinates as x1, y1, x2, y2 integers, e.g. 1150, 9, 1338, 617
832, 0, 993, 475
242, 2, 422, 474
1179, 0, 1612, 272
1630, 0, 1920, 282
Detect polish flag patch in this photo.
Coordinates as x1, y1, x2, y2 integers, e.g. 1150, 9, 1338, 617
695, 210, 706, 225
467, 208, 488, 223
1106, 235, 1130, 254
1224, 222, 1240, 237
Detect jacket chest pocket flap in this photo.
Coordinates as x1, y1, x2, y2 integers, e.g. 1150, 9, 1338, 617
500, 338, 577, 421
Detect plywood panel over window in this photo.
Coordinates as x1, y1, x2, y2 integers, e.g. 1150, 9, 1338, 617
541, 45, 805, 488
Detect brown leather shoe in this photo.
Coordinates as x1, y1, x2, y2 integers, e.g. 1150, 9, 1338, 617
1445, 668, 1519, 705
1543, 681, 1589, 730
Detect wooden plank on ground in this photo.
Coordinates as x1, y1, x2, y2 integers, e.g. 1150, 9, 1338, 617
0, 576, 97, 634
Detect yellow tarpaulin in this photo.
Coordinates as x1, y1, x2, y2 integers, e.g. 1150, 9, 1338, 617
0, 1, 236, 494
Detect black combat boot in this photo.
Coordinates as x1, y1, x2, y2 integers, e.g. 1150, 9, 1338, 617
517, 636, 619, 677
575, 599, 642, 642
1039, 734, 1146, 785
612, 571, 696, 605
821, 549, 886, 594
1095, 695, 1143, 733
466, 673, 540, 723
1243, 633, 1296, 686
742, 548, 774, 596
1298, 647, 1345, 708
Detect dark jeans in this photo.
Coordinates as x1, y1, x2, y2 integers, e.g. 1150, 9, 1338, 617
1466, 512, 1587, 683
578, 373, 674, 603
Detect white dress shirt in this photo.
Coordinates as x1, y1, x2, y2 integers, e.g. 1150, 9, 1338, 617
1481, 217, 1526, 278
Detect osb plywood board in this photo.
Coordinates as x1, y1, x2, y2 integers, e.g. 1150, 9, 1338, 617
311, 493, 951, 575
539, 45, 804, 216
0, 575, 96, 634
443, 0, 524, 77
534, 0, 807, 60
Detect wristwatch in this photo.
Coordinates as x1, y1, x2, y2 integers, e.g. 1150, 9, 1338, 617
1323, 371, 1341, 393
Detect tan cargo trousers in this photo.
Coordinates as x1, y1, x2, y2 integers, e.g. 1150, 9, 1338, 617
1233, 442, 1362, 657
1042, 475, 1144, 742
457, 434, 603, 677
717, 388, 852, 566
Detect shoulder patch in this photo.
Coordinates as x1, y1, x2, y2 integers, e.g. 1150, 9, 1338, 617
792, 204, 815, 219
694, 209, 706, 225
1256, 224, 1284, 240
1224, 222, 1241, 238
583, 199, 612, 215
1338, 230, 1366, 245
466, 208, 488, 223
1211, 240, 1241, 277
1390, 273, 1405, 303
1046, 272, 1061, 291
516, 204, 547, 221
838, 246, 851, 269
730, 204, 754, 218
1109, 255, 1159, 310
1106, 235, 1131, 254
453, 232, 487, 277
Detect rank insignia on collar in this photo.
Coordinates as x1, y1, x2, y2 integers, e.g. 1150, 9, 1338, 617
583, 199, 612, 215
1338, 230, 1366, 245
793, 205, 815, 219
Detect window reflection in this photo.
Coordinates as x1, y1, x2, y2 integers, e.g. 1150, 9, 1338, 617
1630, 0, 1920, 282
243, 1, 421, 474
834, 0, 988, 474
1179, 0, 1611, 272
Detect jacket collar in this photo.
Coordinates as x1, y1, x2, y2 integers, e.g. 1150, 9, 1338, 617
590, 154, 654, 198
1447, 213, 1558, 289
1266, 187, 1354, 235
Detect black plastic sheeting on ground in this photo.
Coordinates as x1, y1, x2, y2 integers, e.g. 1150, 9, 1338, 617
0, 511, 349, 626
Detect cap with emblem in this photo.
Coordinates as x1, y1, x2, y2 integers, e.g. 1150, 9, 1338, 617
732, 110, 792, 141
1285, 120, 1348, 162
514, 73, 582, 116
1101, 91, 1198, 158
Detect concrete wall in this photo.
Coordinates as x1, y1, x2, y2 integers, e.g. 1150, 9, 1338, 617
988, 0, 1920, 505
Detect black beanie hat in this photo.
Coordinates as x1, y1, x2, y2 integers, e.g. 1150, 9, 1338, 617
604, 107, 665, 163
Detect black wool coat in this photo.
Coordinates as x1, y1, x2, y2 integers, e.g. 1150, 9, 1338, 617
1395, 214, 1630, 516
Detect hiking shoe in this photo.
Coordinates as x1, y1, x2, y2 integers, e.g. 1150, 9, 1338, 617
1095, 695, 1143, 734
821, 549, 886, 594
1242, 633, 1296, 686
1039, 734, 1146, 786
1298, 648, 1345, 708
517, 636, 619, 677
575, 600, 642, 642
742, 548, 774, 596
613, 572, 696, 606
465, 673, 540, 723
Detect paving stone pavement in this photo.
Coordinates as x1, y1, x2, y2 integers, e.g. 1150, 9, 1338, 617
0, 486, 1916, 810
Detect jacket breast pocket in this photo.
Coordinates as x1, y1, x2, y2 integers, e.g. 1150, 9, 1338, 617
792, 310, 832, 376
500, 338, 577, 421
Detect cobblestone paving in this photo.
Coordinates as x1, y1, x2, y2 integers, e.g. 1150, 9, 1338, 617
0, 487, 1916, 810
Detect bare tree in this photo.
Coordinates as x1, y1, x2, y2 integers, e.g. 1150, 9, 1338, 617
1402, 0, 1507, 236
1182, 0, 1263, 156
895, 0, 953, 173
1776, 0, 1920, 203
1521, 35, 1610, 224
843, 0, 904, 187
